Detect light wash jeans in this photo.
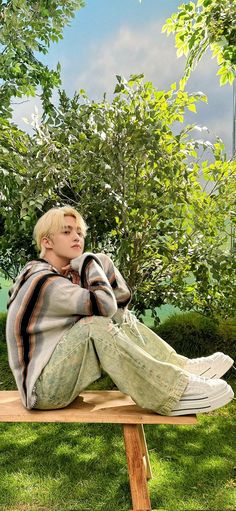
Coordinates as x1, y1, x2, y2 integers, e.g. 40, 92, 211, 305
34, 311, 189, 415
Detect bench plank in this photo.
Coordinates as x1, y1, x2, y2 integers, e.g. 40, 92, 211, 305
0, 390, 197, 424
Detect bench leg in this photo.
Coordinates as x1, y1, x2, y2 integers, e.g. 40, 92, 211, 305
123, 424, 152, 511
137, 424, 153, 481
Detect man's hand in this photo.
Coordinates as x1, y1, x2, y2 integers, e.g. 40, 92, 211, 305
61, 264, 71, 277
61, 264, 80, 284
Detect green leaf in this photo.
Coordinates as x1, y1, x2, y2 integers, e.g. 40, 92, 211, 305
188, 103, 197, 113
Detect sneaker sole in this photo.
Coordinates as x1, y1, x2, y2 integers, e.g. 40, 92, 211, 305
168, 384, 234, 416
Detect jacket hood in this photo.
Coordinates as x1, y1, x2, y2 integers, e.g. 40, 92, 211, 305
7, 259, 59, 308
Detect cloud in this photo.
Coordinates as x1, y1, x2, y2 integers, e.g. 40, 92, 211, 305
186, 55, 232, 154
69, 21, 232, 153
11, 19, 232, 154
71, 20, 185, 97
11, 89, 60, 134
11, 96, 43, 134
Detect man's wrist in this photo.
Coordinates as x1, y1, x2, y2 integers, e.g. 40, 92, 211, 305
70, 252, 103, 273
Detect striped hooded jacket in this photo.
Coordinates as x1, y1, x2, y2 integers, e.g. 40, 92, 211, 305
6, 252, 131, 409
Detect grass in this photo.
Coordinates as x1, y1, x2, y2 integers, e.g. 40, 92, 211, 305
0, 336, 236, 510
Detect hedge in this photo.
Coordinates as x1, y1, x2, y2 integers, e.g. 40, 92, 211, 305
155, 312, 236, 372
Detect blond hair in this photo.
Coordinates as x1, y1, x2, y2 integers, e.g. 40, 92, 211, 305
33, 206, 87, 258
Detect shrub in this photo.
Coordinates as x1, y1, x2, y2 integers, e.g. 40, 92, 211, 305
154, 312, 236, 369
217, 317, 236, 365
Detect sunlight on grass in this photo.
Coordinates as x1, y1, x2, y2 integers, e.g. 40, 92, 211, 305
0, 411, 235, 511
201, 456, 230, 471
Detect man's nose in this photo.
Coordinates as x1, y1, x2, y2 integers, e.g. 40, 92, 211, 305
73, 231, 80, 240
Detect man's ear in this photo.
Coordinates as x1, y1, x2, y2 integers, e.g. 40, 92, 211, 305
41, 236, 53, 250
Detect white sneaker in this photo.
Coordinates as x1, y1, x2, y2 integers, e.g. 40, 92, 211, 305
169, 374, 234, 416
184, 352, 234, 379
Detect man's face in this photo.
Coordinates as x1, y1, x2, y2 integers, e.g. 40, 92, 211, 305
45, 215, 85, 262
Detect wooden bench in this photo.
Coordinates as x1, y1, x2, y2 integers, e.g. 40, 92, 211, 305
0, 390, 197, 511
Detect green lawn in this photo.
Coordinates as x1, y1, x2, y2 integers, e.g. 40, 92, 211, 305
0, 335, 235, 511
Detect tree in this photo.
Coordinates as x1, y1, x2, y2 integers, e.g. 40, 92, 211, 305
162, 0, 236, 87
0, 0, 85, 117
1, 76, 235, 319
0, 116, 36, 277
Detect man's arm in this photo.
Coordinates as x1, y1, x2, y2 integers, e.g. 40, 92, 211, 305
47, 253, 117, 318
95, 253, 131, 308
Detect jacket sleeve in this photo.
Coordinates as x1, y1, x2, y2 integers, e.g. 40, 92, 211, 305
70, 252, 118, 316
47, 253, 117, 318
95, 253, 131, 308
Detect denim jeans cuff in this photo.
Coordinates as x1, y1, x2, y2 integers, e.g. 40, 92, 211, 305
157, 372, 189, 415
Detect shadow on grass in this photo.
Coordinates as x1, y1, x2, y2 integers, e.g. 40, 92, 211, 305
0, 421, 132, 511
0, 399, 235, 511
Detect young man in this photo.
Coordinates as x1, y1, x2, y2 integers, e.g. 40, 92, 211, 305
6, 206, 234, 414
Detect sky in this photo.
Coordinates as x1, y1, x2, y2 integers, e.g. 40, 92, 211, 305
12, 0, 233, 155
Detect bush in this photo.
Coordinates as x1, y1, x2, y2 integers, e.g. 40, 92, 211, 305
217, 317, 236, 365
155, 312, 236, 371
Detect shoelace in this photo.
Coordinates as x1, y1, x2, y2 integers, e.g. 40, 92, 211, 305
112, 308, 145, 343
123, 310, 146, 344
